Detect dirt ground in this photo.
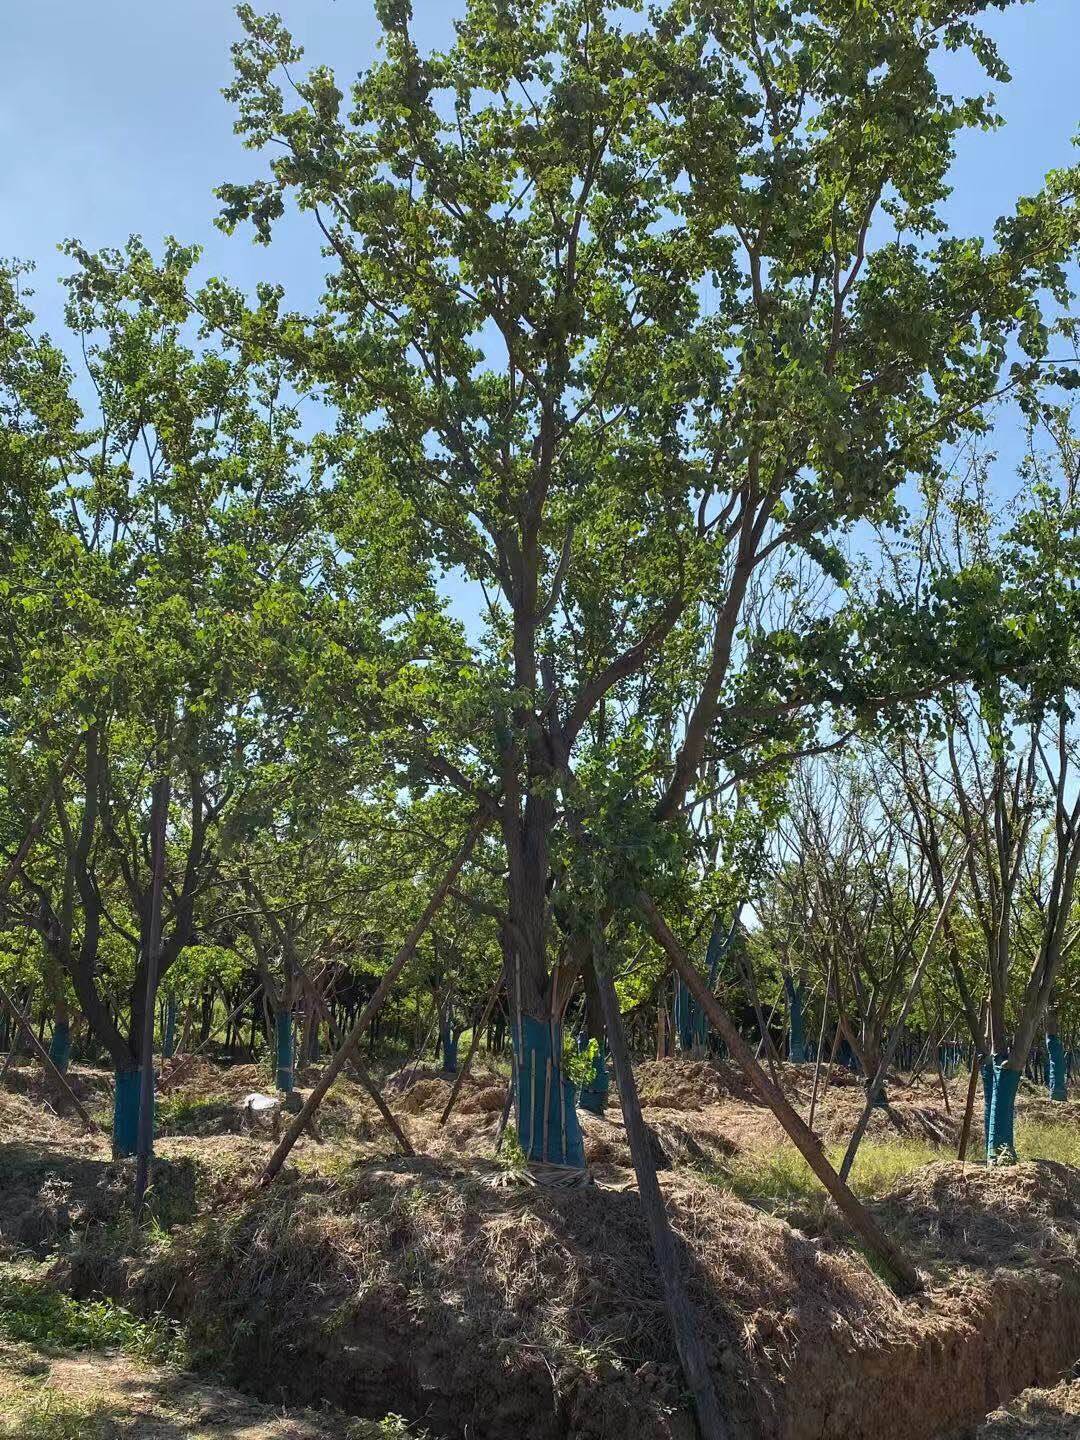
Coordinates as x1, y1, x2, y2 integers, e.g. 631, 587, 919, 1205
0, 1336, 355, 1438
3, 1055, 1080, 1440
977, 1371, 1080, 1438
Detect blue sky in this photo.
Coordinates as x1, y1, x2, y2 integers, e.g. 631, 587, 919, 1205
3, 0, 1077, 569
3, 0, 1076, 336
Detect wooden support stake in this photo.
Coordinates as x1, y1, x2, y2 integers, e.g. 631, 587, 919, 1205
638, 892, 921, 1297
807, 952, 834, 1130
838, 855, 965, 1184
260, 820, 482, 1185
294, 953, 414, 1157
494, 1062, 515, 1152
0, 982, 97, 1133
439, 975, 503, 1127
957, 1048, 982, 1161
350, 1054, 415, 1156
594, 936, 728, 1440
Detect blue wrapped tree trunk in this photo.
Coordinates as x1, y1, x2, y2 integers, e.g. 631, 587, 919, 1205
439, 1016, 459, 1073
982, 1057, 1021, 1161
513, 1015, 584, 1167
48, 1020, 71, 1075
673, 975, 703, 1053
275, 1010, 294, 1093
577, 1035, 610, 1115
113, 1066, 146, 1158
1047, 1032, 1068, 1101
784, 973, 807, 1063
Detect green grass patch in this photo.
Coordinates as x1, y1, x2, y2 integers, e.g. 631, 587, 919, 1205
0, 1271, 182, 1365
0, 1380, 116, 1440
347, 1417, 431, 1440
155, 1092, 232, 1136
706, 1135, 948, 1221
1016, 1118, 1080, 1166
0, 1384, 112, 1440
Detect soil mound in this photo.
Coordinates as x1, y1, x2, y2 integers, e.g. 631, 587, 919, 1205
884, 1159, 1080, 1268
635, 1059, 759, 1109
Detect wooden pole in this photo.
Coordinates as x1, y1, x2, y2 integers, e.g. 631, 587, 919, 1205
957, 1047, 982, 1161
260, 820, 482, 1185
806, 952, 834, 1131
135, 763, 171, 1206
838, 856, 965, 1183
293, 953, 414, 1157
439, 974, 503, 1127
638, 892, 921, 1297
594, 938, 729, 1440
0, 982, 97, 1133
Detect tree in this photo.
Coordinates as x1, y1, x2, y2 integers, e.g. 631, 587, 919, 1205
214, 0, 1078, 1166
884, 423, 1080, 1158
0, 242, 334, 1151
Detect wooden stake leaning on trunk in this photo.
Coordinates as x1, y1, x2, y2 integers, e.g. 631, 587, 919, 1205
293, 953, 414, 1157
957, 1048, 982, 1161
260, 819, 483, 1185
593, 932, 729, 1440
0, 982, 98, 1133
637, 892, 921, 1298
837, 854, 966, 1184
806, 952, 834, 1131
439, 973, 504, 1127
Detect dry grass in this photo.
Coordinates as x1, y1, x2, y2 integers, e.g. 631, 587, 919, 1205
6, 1055, 1080, 1440
978, 1369, 1080, 1438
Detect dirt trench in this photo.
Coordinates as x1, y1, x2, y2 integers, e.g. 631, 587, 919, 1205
7, 1064, 1080, 1440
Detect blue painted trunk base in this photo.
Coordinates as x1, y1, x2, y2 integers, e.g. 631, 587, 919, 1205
983, 1059, 1021, 1160
578, 1036, 610, 1115
113, 1067, 146, 1158
275, 1011, 294, 1093
674, 975, 707, 1053
48, 1022, 71, 1075
163, 998, 177, 1060
440, 1023, 458, 1074
514, 1015, 585, 1168
838, 1038, 859, 1072
1047, 1034, 1068, 1102
785, 976, 807, 1063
